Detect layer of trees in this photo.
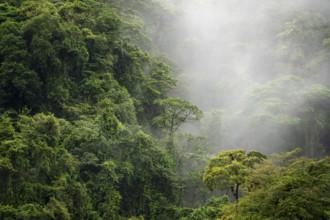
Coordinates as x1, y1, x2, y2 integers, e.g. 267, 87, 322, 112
167, 149, 330, 220
0, 0, 203, 219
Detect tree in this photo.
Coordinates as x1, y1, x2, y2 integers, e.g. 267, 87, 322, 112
220, 150, 330, 220
142, 56, 177, 124
203, 149, 266, 201
152, 97, 202, 148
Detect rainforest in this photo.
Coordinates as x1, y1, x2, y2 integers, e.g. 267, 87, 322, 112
0, 0, 329, 219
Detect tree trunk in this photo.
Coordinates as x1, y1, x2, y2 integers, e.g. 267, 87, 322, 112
231, 184, 240, 201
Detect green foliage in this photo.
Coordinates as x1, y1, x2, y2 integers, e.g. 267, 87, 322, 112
142, 56, 178, 122
0, 113, 90, 218
0, 3, 19, 22
220, 152, 330, 220
4, 0, 330, 219
168, 196, 230, 220
0, 0, 203, 219
203, 149, 266, 200
0, 20, 41, 109
152, 97, 203, 170
153, 98, 203, 136
119, 131, 180, 219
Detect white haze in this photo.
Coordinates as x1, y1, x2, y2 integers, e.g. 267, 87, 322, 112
163, 0, 330, 154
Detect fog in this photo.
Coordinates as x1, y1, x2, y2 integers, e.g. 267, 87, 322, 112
162, 0, 330, 155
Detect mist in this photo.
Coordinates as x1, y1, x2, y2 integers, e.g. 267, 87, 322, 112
162, 0, 330, 155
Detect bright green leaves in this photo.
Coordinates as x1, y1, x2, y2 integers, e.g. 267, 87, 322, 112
0, 112, 126, 219
0, 115, 15, 142
0, 113, 85, 219
19, 0, 57, 20
203, 149, 266, 200
0, 3, 19, 22
20, 113, 60, 147
0, 198, 71, 219
220, 152, 330, 220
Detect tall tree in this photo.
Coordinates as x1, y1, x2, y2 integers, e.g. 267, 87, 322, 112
152, 97, 203, 151
203, 149, 266, 201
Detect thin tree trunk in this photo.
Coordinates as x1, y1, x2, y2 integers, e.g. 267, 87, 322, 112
231, 183, 240, 201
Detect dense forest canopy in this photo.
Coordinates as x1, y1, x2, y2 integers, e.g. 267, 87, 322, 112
0, 0, 329, 219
